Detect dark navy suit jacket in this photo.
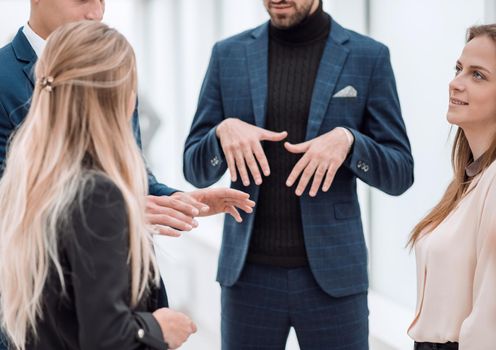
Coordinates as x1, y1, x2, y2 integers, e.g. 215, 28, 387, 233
0, 28, 175, 197
184, 19, 414, 297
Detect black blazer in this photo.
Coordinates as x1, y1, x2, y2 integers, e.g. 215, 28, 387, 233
27, 175, 167, 350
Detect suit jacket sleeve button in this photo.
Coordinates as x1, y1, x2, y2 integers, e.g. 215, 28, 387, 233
211, 156, 220, 166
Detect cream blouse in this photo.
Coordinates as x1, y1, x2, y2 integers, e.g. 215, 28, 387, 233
408, 160, 496, 349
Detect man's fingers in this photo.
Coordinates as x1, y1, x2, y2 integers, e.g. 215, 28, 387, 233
309, 163, 327, 197
284, 141, 310, 154
147, 205, 198, 227
243, 147, 262, 185
260, 130, 287, 142
149, 224, 182, 238
225, 150, 237, 182
295, 160, 318, 196
234, 150, 250, 186
286, 155, 310, 187
252, 142, 271, 176
322, 163, 338, 192
148, 195, 199, 216
147, 214, 196, 232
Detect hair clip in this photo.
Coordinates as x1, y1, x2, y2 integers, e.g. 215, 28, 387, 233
39, 76, 54, 92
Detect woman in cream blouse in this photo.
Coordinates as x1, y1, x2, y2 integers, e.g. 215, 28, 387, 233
408, 24, 496, 350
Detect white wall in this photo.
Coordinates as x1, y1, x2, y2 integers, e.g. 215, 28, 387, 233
369, 0, 486, 308
0, 1, 29, 44
487, 0, 496, 22
367, 0, 488, 348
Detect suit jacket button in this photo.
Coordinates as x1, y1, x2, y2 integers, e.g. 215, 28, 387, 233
363, 165, 369, 172
137, 329, 145, 339
211, 156, 220, 167
357, 160, 363, 168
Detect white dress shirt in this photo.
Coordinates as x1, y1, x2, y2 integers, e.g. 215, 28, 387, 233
22, 22, 46, 58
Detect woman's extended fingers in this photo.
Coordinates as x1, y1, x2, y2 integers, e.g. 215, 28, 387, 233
236, 204, 255, 213
170, 192, 209, 213
225, 206, 242, 223
224, 199, 255, 212
217, 189, 255, 212
221, 188, 251, 200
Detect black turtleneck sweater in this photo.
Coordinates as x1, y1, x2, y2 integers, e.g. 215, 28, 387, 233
247, 5, 331, 267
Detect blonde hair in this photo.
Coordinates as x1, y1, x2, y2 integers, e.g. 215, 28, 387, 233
0, 21, 158, 349
408, 24, 496, 246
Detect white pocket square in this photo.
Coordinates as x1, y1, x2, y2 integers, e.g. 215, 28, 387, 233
333, 86, 357, 98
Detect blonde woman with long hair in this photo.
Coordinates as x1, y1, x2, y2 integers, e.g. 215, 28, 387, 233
0, 20, 246, 350
408, 24, 496, 350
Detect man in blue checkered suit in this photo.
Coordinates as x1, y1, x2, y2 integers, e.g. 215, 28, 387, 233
183, 0, 413, 348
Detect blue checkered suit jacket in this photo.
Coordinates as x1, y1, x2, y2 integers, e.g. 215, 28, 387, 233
184, 19, 414, 297
0, 28, 175, 196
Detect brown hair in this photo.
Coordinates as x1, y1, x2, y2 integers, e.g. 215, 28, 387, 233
408, 24, 496, 246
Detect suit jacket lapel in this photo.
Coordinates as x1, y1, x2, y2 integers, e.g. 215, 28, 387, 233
22, 62, 36, 87
305, 20, 350, 141
12, 28, 37, 87
246, 23, 269, 128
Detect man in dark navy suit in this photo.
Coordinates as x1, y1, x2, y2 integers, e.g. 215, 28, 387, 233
0, 0, 206, 235
0, 1, 255, 348
184, 0, 414, 348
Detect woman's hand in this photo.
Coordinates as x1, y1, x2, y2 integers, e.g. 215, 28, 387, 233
152, 308, 197, 349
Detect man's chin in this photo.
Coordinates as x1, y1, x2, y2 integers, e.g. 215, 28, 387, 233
270, 15, 295, 29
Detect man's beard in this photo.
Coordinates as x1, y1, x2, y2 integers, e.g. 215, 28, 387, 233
268, 0, 315, 29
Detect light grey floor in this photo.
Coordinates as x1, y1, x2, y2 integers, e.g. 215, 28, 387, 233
179, 328, 399, 350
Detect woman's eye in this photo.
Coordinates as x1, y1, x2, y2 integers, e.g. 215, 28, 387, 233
454, 66, 461, 76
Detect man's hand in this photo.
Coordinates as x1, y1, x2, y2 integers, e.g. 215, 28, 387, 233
189, 187, 256, 223
216, 118, 287, 186
146, 193, 209, 237
285, 127, 354, 197
152, 308, 197, 349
